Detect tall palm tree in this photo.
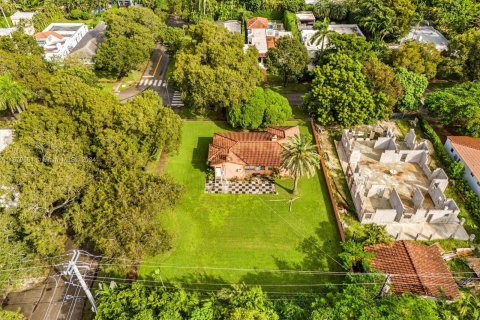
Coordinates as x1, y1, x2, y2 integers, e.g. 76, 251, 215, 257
310, 18, 333, 58
0, 74, 28, 118
281, 135, 320, 195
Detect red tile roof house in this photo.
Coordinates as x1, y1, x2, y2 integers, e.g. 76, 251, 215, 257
445, 136, 480, 198
365, 241, 461, 300
207, 126, 300, 180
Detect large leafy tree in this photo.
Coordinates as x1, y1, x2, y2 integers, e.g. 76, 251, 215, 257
425, 81, 480, 137
227, 88, 292, 129
392, 41, 441, 79
95, 7, 164, 76
395, 67, 428, 113
354, 0, 416, 40
265, 36, 309, 86
355, 0, 398, 40
319, 33, 377, 63
313, 0, 352, 21
0, 31, 43, 56
305, 54, 385, 127
0, 74, 29, 116
0, 54, 183, 260
432, 0, 480, 35
0, 50, 51, 99
445, 28, 480, 81
363, 58, 404, 112
281, 135, 320, 195
173, 21, 261, 112
67, 168, 182, 261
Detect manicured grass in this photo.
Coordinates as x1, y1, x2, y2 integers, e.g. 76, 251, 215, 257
140, 120, 343, 293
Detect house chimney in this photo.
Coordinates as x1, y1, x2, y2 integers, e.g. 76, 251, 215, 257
271, 134, 277, 141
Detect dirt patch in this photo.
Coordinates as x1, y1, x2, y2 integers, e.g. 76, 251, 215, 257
156, 152, 168, 174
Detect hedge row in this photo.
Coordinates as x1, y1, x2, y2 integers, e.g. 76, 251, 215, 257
418, 115, 480, 229
283, 10, 300, 40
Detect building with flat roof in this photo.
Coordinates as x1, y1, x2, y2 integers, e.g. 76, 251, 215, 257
398, 26, 449, 51
296, 11, 315, 30
301, 23, 364, 59
337, 127, 470, 241
34, 23, 88, 60
10, 11, 36, 35
216, 20, 241, 33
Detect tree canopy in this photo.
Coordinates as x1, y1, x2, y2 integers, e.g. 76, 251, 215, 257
392, 41, 441, 79
394, 67, 428, 113
227, 88, 292, 129
95, 7, 164, 76
265, 36, 309, 86
0, 49, 183, 262
445, 28, 480, 81
173, 21, 261, 113
305, 54, 389, 127
425, 81, 480, 137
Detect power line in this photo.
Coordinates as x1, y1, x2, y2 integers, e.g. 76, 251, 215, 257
0, 264, 64, 273
85, 261, 480, 277
2, 254, 72, 266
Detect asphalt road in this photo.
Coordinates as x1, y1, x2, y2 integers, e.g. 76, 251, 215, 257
3, 254, 97, 320
117, 44, 178, 106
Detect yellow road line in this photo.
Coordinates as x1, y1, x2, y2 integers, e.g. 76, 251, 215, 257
152, 54, 163, 77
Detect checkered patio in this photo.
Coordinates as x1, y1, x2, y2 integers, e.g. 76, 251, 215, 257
205, 178, 276, 194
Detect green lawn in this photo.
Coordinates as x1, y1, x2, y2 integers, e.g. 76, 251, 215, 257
140, 120, 343, 293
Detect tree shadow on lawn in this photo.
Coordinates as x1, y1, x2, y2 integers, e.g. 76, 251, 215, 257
238, 223, 345, 293
192, 137, 212, 172
156, 271, 230, 292
274, 178, 293, 194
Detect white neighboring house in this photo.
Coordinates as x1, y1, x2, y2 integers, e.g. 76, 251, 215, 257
396, 26, 449, 51
0, 27, 16, 37
301, 23, 364, 60
34, 23, 88, 60
0, 129, 16, 209
445, 136, 480, 198
10, 11, 36, 35
0, 129, 13, 152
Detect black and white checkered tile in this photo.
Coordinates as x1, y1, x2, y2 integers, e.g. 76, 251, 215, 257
205, 179, 276, 194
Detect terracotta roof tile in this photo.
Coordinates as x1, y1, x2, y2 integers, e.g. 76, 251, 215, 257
208, 126, 297, 166
34, 31, 64, 39
448, 136, 480, 180
365, 241, 460, 300
247, 17, 269, 30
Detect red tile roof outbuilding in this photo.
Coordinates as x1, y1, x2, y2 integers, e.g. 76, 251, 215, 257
365, 241, 460, 300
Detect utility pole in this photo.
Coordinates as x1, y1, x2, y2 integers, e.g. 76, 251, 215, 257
377, 274, 391, 298
64, 250, 97, 313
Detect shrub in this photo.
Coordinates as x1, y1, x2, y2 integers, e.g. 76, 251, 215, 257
81, 11, 90, 20
283, 10, 300, 40
69, 9, 83, 20
227, 88, 292, 129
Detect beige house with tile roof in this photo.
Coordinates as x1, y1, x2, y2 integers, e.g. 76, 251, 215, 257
208, 126, 300, 180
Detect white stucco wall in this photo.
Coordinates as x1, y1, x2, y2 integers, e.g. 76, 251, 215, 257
445, 139, 480, 198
